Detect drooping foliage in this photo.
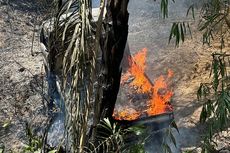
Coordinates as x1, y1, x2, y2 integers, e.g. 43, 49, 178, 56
44, 0, 129, 152
198, 53, 230, 152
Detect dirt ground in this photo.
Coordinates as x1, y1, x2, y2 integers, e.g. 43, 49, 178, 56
0, 0, 229, 152
0, 0, 49, 152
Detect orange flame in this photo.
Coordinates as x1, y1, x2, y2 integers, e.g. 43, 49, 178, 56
113, 107, 141, 121
147, 70, 173, 115
113, 48, 174, 120
129, 48, 152, 93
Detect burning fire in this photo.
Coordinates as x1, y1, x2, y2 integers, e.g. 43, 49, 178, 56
113, 48, 173, 120
114, 107, 141, 121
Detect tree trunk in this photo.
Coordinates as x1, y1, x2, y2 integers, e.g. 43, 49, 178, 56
100, 0, 129, 120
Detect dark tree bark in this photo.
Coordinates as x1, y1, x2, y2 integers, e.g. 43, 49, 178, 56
100, 0, 129, 120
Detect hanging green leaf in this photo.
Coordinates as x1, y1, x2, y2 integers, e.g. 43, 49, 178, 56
186, 4, 195, 19
212, 56, 220, 92
171, 120, 179, 134
180, 23, 184, 42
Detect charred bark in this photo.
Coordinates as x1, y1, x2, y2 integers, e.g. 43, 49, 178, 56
100, 0, 129, 120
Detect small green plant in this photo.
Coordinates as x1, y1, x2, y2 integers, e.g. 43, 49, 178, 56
88, 118, 125, 153
22, 122, 63, 153
22, 123, 42, 153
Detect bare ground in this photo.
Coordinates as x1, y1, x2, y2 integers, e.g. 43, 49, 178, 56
0, 0, 229, 152
0, 0, 49, 152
